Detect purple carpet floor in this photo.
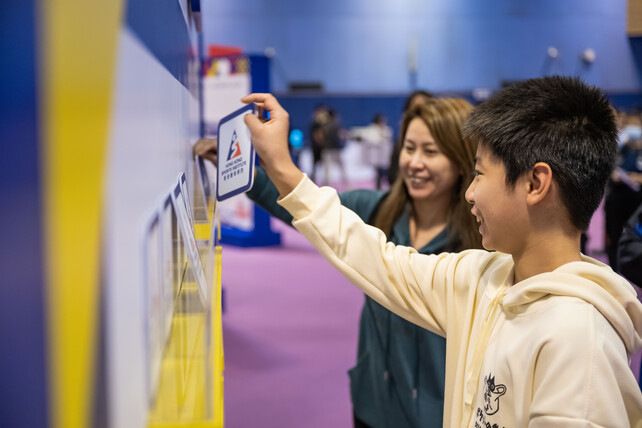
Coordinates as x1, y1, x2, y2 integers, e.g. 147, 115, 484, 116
221, 219, 364, 428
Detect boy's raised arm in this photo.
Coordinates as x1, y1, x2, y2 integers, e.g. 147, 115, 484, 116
241, 93, 489, 336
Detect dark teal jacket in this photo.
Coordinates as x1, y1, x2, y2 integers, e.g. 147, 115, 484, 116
247, 168, 446, 428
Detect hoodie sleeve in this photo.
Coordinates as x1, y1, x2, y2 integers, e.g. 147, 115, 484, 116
247, 166, 295, 225
277, 175, 490, 336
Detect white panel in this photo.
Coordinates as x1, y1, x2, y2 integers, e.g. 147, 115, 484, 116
203, 74, 250, 131
178, 0, 190, 28
104, 27, 199, 428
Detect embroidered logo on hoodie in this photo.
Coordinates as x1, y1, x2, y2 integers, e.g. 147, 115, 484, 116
475, 373, 507, 428
483, 374, 506, 415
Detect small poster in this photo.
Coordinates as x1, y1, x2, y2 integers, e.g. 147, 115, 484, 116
178, 172, 194, 225
196, 155, 211, 203
172, 179, 208, 301
141, 211, 162, 404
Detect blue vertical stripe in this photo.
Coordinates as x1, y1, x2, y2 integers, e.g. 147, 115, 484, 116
0, 1, 49, 427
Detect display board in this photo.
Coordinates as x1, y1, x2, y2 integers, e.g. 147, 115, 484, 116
104, 2, 224, 427
8, 0, 225, 427
202, 52, 280, 247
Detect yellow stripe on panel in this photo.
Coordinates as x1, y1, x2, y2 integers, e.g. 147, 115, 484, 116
213, 246, 225, 428
40, 1, 123, 428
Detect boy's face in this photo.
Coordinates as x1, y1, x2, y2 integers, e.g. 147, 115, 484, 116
465, 144, 529, 254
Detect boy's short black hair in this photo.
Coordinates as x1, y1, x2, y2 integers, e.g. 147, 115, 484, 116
463, 76, 617, 231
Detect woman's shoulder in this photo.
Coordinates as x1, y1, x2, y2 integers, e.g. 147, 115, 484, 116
339, 189, 388, 219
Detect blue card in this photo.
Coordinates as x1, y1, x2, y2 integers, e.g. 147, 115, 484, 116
216, 104, 256, 201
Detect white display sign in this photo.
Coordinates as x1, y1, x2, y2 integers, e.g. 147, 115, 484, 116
216, 104, 256, 201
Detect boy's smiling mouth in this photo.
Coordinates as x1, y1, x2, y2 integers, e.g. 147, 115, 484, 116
471, 209, 484, 226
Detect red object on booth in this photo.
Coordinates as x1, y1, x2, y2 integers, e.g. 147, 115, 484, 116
208, 45, 244, 57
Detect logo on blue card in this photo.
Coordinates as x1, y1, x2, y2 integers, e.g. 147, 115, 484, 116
227, 131, 242, 161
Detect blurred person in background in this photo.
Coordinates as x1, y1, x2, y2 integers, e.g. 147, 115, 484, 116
321, 108, 348, 189
309, 104, 329, 183
618, 200, 642, 390
604, 111, 642, 268
195, 97, 482, 428
618, 201, 642, 288
353, 113, 393, 190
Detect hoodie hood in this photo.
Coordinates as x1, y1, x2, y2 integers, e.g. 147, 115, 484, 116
502, 255, 642, 355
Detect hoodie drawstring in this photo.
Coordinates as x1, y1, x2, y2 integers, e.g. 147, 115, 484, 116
413, 329, 420, 403
463, 285, 508, 426
383, 308, 391, 382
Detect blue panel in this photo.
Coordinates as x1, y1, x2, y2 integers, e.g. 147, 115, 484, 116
219, 55, 281, 247
609, 91, 642, 111
126, 0, 194, 94
0, 1, 48, 428
249, 55, 271, 93
629, 37, 642, 88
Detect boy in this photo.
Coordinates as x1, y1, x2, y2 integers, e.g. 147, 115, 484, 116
241, 76, 642, 427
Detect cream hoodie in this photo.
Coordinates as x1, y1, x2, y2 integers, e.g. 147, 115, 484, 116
279, 176, 642, 428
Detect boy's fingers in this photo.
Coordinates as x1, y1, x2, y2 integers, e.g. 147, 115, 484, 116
244, 113, 263, 133
241, 93, 285, 117
241, 93, 269, 103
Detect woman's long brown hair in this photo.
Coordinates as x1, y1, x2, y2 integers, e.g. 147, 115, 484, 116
371, 98, 482, 251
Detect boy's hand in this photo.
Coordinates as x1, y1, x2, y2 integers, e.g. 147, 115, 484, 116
242, 93, 303, 196
241, 93, 290, 170
193, 138, 218, 165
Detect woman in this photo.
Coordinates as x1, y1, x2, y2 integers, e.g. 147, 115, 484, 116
195, 97, 481, 427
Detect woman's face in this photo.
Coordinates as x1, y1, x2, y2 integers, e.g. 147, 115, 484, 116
399, 118, 460, 203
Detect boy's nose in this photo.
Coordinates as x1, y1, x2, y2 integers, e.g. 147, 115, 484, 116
464, 182, 475, 204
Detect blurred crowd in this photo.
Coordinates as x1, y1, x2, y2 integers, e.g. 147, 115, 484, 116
607, 109, 642, 286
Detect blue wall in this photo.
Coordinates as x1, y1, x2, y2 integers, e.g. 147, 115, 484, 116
204, 0, 641, 93
278, 91, 642, 147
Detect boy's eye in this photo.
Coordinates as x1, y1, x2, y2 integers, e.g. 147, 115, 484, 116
472, 170, 482, 177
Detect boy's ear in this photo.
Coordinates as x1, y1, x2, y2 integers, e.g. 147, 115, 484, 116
526, 162, 553, 205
